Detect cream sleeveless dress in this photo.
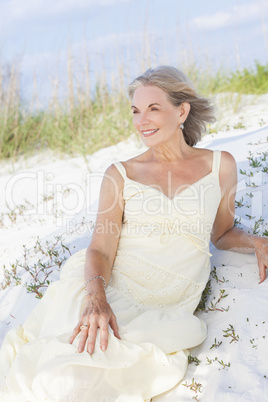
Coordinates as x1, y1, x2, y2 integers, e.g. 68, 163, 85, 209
0, 151, 222, 402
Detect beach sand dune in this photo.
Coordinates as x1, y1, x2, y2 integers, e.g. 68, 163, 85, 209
1, 96, 268, 401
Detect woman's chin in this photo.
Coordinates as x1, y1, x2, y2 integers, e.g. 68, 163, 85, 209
140, 133, 160, 145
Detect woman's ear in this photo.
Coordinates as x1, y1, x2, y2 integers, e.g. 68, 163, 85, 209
179, 102, 191, 122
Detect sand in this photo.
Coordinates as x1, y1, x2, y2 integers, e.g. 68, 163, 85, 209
1, 93, 268, 401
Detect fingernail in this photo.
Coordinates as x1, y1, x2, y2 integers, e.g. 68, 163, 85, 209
101, 346, 106, 351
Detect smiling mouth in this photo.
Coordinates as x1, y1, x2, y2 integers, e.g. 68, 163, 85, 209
142, 129, 159, 137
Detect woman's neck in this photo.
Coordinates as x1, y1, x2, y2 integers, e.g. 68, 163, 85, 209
147, 134, 193, 162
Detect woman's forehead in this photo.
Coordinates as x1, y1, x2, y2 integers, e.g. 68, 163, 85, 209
132, 85, 168, 105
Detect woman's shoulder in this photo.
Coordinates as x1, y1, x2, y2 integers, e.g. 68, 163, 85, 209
113, 151, 149, 173
102, 163, 126, 189
105, 151, 148, 184
191, 147, 213, 166
111, 149, 148, 165
195, 148, 235, 164
216, 151, 237, 192
219, 151, 237, 179
123, 150, 149, 164
219, 150, 236, 164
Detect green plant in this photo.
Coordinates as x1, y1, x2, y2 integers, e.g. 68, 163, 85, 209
204, 289, 229, 313
1, 235, 72, 298
1, 56, 268, 161
233, 122, 246, 130
211, 266, 228, 283
258, 119, 266, 126
251, 218, 264, 235
226, 60, 268, 95
206, 356, 230, 369
214, 357, 231, 369
195, 279, 212, 312
234, 217, 242, 226
210, 338, 222, 350
1, 200, 34, 226
188, 354, 201, 366
222, 324, 239, 343
182, 378, 203, 401
250, 338, 258, 349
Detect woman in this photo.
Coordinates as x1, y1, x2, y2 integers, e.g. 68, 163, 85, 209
0, 66, 267, 401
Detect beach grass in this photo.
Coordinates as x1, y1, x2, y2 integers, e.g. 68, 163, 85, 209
0, 59, 268, 161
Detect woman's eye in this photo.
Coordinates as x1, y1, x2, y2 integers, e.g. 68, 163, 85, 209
132, 110, 138, 114
151, 108, 159, 111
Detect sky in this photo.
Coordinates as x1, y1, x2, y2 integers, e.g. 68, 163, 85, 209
0, 0, 268, 105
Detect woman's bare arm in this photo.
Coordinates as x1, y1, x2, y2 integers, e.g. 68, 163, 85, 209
84, 164, 124, 289
69, 164, 124, 353
210, 151, 268, 283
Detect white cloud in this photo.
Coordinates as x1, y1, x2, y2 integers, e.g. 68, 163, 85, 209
0, 0, 132, 23
192, 1, 268, 31
193, 11, 232, 30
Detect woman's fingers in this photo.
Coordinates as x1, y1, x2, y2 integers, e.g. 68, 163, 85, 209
77, 325, 89, 353
259, 262, 267, 284
69, 304, 120, 354
99, 322, 109, 351
69, 325, 81, 344
87, 320, 98, 355
110, 314, 121, 339
256, 246, 268, 284
255, 240, 268, 283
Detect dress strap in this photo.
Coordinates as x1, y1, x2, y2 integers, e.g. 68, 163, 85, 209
212, 150, 221, 176
113, 162, 127, 180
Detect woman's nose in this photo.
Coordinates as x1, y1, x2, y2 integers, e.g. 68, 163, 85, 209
137, 112, 149, 126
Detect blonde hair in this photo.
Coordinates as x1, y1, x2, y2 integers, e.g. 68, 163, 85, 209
128, 65, 215, 146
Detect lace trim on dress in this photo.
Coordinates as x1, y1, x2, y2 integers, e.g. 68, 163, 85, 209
123, 220, 212, 256
110, 250, 205, 311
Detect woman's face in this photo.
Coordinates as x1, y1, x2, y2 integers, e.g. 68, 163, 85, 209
131, 85, 182, 147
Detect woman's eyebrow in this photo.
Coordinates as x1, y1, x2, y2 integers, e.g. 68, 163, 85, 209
131, 103, 161, 109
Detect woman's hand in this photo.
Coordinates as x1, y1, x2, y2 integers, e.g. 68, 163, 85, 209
69, 293, 120, 354
254, 236, 268, 283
